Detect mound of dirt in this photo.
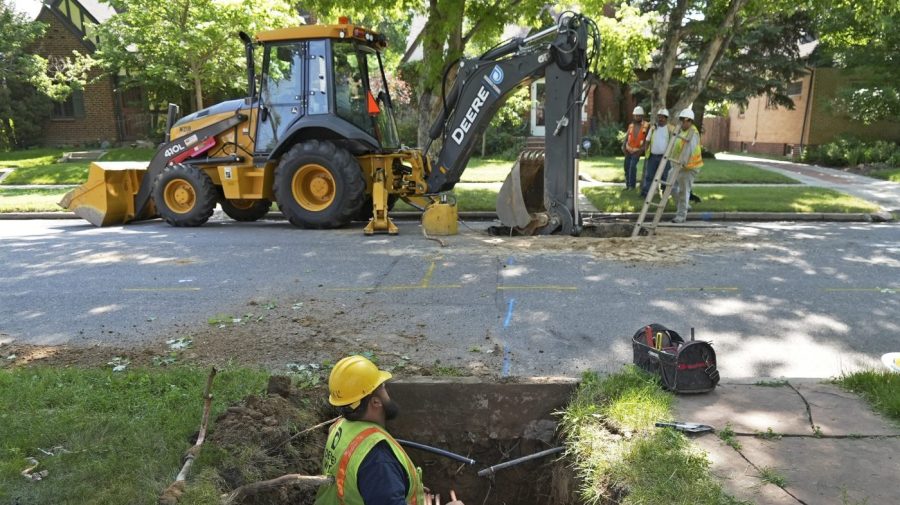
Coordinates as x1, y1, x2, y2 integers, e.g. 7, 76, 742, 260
479, 227, 743, 264
208, 376, 332, 505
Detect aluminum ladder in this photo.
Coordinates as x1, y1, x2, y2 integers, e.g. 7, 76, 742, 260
631, 138, 682, 238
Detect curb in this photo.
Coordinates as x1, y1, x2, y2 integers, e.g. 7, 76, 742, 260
1, 210, 893, 223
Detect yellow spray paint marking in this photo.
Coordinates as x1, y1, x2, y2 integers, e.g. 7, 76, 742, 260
665, 287, 739, 292
824, 287, 898, 293
327, 257, 461, 292
123, 287, 202, 292
497, 285, 578, 291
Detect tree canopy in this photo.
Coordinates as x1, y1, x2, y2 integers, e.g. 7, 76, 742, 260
95, 0, 300, 111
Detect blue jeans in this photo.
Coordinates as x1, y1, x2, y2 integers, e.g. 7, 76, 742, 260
623, 154, 641, 189
641, 154, 669, 195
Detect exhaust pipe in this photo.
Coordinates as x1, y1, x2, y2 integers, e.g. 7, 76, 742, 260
163, 103, 180, 143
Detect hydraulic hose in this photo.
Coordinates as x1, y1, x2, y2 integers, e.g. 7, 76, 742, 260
396, 439, 476, 465
476, 446, 564, 477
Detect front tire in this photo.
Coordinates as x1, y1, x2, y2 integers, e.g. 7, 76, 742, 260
273, 140, 365, 229
153, 164, 217, 227
220, 198, 271, 222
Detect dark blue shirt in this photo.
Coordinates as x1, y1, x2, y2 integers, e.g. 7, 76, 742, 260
357, 440, 409, 505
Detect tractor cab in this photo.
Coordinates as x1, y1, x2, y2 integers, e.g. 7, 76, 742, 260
252, 23, 401, 157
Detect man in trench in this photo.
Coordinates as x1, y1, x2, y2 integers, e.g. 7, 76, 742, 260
315, 355, 464, 505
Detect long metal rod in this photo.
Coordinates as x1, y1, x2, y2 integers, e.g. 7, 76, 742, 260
397, 439, 476, 465
476, 446, 565, 477
523, 24, 559, 44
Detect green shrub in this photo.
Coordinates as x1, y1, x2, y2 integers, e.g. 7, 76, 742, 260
587, 122, 626, 157
805, 137, 899, 167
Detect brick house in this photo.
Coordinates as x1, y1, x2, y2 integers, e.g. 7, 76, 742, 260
22, 0, 148, 145
727, 57, 900, 156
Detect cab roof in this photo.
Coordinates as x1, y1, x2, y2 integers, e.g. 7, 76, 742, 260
255, 24, 386, 48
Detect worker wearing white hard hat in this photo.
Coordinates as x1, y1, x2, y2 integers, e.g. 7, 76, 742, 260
640, 108, 675, 196
622, 105, 649, 191
669, 107, 704, 223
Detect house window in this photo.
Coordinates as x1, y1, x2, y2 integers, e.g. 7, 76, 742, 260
787, 81, 803, 96
51, 90, 85, 120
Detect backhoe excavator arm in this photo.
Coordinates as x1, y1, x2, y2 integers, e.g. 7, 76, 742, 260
423, 13, 595, 235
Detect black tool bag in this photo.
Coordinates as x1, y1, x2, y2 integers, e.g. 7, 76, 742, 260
632, 323, 720, 393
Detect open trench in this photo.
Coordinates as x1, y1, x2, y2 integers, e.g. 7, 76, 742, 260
208, 377, 580, 505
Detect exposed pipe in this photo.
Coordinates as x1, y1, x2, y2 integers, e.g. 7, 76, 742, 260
476, 446, 565, 477
396, 439, 476, 465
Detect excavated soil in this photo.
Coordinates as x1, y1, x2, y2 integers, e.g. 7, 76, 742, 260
207, 376, 331, 505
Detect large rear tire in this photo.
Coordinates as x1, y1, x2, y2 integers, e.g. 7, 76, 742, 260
153, 164, 217, 227
220, 198, 271, 222
273, 140, 365, 229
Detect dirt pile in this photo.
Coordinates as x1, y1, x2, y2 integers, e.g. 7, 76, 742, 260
207, 376, 332, 505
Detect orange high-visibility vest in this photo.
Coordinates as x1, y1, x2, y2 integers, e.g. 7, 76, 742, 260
626, 121, 650, 150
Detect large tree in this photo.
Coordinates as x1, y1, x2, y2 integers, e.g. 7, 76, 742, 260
95, 0, 300, 111
815, 0, 899, 124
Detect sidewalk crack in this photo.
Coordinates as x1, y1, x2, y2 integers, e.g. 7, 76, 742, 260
723, 440, 810, 505
787, 381, 816, 433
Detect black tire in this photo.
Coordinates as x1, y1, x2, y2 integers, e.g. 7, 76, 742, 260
353, 194, 399, 221
273, 140, 365, 229
153, 164, 217, 227
220, 198, 272, 222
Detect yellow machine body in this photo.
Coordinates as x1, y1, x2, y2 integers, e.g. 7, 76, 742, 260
59, 162, 155, 226
421, 201, 459, 236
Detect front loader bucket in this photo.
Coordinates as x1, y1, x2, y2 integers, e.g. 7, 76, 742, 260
496, 149, 546, 230
59, 162, 156, 226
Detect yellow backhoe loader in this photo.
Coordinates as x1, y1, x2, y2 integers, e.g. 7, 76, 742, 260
62, 13, 599, 235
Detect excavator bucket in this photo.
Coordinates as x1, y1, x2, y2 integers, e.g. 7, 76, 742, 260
496, 149, 546, 231
59, 162, 156, 226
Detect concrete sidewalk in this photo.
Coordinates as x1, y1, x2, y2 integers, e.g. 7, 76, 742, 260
718, 153, 900, 213
675, 380, 900, 505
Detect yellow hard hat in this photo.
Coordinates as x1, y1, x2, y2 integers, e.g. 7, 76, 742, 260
328, 355, 392, 408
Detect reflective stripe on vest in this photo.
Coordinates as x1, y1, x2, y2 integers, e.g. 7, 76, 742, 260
317, 419, 424, 505
671, 125, 703, 170
626, 122, 649, 149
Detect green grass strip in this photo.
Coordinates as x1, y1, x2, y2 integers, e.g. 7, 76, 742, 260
0, 366, 268, 503
0, 187, 71, 212
1, 147, 155, 185
833, 370, 900, 422
458, 156, 798, 184
582, 186, 881, 213
560, 367, 748, 505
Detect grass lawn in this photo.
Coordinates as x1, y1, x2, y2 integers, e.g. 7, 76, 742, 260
0, 147, 155, 185
868, 167, 900, 183
580, 156, 799, 184
833, 370, 900, 422
0, 187, 71, 212
582, 186, 881, 213
394, 184, 501, 212
0, 366, 269, 504
561, 367, 748, 504
460, 156, 798, 184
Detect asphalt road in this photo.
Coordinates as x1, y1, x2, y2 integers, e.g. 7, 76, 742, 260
1, 216, 897, 379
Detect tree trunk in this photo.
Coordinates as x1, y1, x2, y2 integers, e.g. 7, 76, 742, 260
671, 0, 747, 114
193, 70, 204, 111
650, 0, 690, 114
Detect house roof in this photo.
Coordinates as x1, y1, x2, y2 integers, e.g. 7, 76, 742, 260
10, 0, 116, 23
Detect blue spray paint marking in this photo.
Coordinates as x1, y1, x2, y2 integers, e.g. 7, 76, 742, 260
507, 256, 515, 266
501, 346, 511, 377
503, 298, 516, 328
702, 211, 713, 221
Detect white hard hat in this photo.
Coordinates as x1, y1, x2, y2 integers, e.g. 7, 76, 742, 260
632, 106, 645, 115
657, 108, 669, 117
678, 108, 695, 120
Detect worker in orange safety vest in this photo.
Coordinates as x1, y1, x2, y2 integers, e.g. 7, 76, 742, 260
621, 106, 650, 190
315, 355, 464, 505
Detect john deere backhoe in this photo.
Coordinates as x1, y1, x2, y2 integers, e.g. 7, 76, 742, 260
62, 13, 599, 235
